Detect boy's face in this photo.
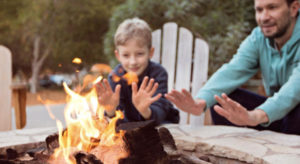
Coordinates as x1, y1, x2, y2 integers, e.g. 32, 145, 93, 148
115, 38, 154, 76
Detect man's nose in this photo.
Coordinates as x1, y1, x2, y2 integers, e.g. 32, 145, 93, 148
260, 10, 271, 22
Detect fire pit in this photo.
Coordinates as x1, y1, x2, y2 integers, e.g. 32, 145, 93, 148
0, 121, 212, 164
1, 124, 300, 164
2, 76, 300, 164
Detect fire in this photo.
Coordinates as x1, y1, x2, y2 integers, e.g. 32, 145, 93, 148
112, 72, 138, 85
72, 57, 82, 64
50, 76, 128, 164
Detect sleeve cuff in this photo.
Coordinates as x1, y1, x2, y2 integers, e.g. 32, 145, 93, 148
257, 102, 277, 127
195, 91, 217, 109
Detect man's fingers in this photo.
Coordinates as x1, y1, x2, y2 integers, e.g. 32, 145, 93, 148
170, 89, 184, 101
226, 97, 244, 113
215, 94, 238, 113
214, 105, 230, 118
165, 93, 177, 103
215, 95, 228, 108
182, 89, 193, 99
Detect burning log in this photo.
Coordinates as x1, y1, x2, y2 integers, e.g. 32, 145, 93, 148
116, 120, 170, 164
74, 151, 103, 164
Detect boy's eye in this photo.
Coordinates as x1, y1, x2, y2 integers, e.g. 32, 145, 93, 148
122, 54, 129, 58
137, 52, 144, 56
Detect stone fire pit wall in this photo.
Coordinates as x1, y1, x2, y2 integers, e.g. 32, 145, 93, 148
1, 125, 300, 164
162, 124, 300, 164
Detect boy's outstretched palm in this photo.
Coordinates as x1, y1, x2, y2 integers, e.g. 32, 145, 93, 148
132, 76, 161, 119
95, 79, 121, 117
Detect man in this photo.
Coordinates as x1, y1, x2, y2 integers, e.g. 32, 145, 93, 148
165, 0, 300, 135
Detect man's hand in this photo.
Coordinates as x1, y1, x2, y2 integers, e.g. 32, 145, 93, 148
132, 77, 161, 119
165, 89, 206, 115
214, 93, 269, 126
95, 79, 121, 117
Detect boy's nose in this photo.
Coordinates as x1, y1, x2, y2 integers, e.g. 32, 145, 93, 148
129, 57, 137, 65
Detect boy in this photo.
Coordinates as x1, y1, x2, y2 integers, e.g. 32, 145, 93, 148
97, 18, 179, 125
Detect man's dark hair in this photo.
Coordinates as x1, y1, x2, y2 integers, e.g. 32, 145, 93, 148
286, 0, 297, 6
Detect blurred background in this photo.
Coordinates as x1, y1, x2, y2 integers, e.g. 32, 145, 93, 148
0, 0, 257, 103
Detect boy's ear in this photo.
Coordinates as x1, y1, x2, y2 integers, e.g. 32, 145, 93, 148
149, 47, 155, 59
115, 50, 121, 62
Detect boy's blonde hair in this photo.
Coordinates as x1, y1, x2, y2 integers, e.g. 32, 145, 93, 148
114, 18, 152, 49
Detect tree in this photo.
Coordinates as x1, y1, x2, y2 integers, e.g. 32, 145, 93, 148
0, 0, 124, 93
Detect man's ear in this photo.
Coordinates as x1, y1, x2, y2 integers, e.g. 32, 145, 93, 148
115, 50, 120, 62
149, 47, 155, 59
290, 0, 300, 17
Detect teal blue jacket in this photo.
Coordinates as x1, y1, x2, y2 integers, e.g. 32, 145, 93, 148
196, 12, 300, 126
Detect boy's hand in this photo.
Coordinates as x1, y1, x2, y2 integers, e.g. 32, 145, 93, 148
132, 76, 161, 119
95, 79, 121, 117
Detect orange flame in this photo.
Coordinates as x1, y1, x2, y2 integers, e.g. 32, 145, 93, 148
112, 72, 138, 85
50, 76, 126, 164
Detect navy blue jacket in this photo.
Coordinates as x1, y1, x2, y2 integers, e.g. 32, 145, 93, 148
108, 60, 179, 125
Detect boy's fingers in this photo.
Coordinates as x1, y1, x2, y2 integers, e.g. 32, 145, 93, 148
151, 93, 162, 103
132, 82, 138, 95
146, 78, 155, 92
103, 79, 110, 88
115, 84, 121, 98
140, 76, 149, 90
97, 81, 105, 92
149, 82, 159, 95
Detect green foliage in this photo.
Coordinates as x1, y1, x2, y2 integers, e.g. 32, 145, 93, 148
1, 0, 256, 77
0, 0, 124, 75
104, 0, 256, 73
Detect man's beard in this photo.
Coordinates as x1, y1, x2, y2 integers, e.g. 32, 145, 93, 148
263, 16, 292, 40
266, 22, 290, 39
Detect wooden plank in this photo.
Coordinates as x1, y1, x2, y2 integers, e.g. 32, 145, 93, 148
190, 38, 209, 127
175, 27, 193, 125
12, 85, 27, 129
161, 22, 178, 92
151, 29, 161, 63
0, 45, 12, 131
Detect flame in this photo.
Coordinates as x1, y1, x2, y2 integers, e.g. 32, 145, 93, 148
72, 57, 82, 64
112, 72, 138, 85
50, 76, 127, 164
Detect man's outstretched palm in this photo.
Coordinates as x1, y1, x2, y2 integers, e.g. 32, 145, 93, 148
165, 89, 206, 115
214, 93, 261, 126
